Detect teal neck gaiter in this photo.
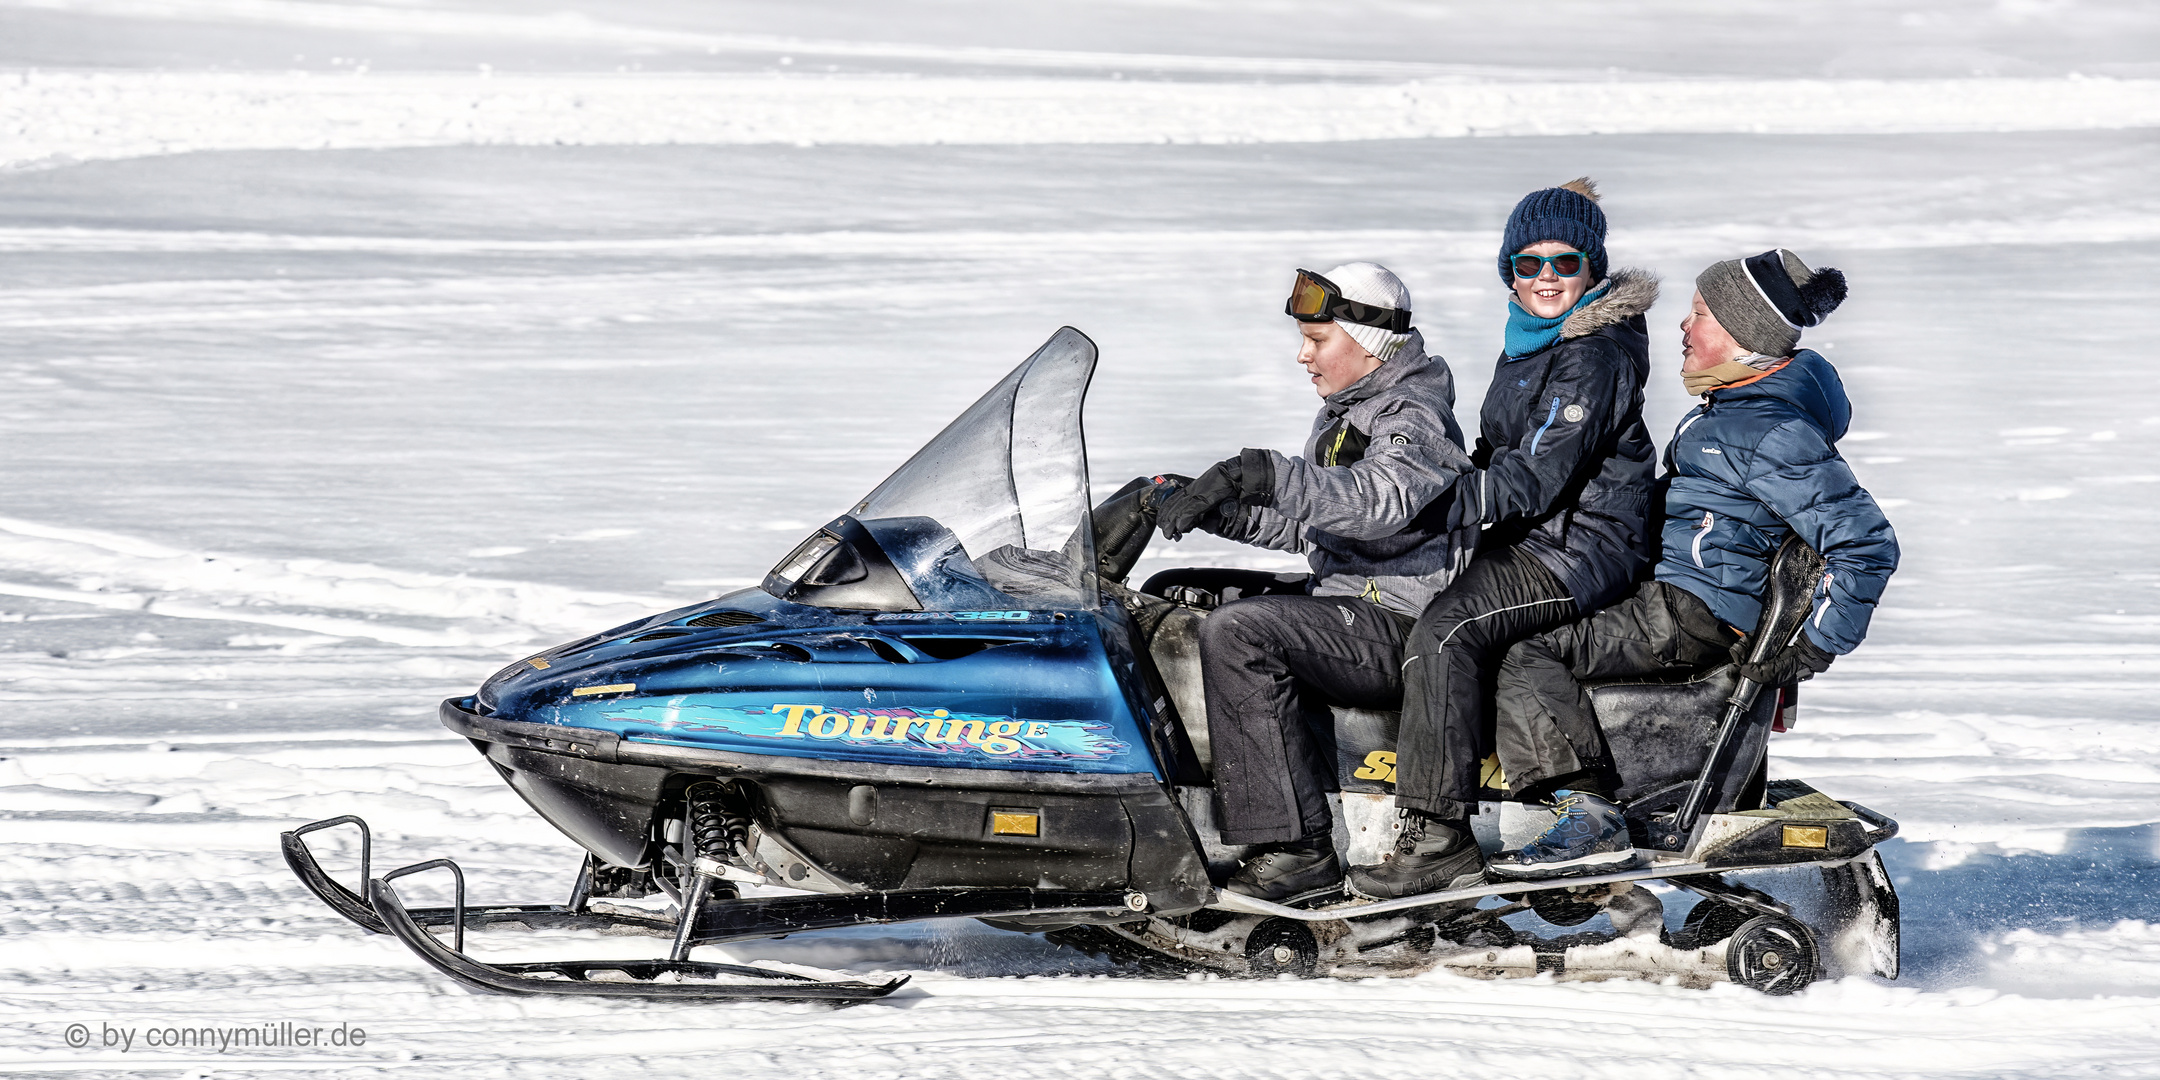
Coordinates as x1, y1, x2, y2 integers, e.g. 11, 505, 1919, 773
1504, 279, 1610, 360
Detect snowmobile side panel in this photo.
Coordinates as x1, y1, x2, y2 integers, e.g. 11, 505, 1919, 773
746, 773, 1212, 908
468, 607, 1162, 780
445, 697, 1158, 794
753, 774, 1133, 890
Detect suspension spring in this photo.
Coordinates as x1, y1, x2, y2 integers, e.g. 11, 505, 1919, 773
684, 780, 752, 861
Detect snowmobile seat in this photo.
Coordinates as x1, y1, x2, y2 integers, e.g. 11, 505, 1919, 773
1146, 534, 1820, 823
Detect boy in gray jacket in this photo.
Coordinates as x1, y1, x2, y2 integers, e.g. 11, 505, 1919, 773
1155, 262, 1473, 901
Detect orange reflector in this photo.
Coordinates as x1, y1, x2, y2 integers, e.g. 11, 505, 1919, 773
570, 683, 636, 697
991, 810, 1040, 837
1781, 824, 1829, 849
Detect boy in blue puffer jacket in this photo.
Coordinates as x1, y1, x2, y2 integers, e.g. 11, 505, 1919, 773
1482, 248, 1900, 880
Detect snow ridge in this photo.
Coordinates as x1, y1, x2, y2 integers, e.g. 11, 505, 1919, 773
0, 516, 676, 648
5, 71, 2158, 169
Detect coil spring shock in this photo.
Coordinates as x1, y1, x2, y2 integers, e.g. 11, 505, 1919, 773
684, 780, 752, 862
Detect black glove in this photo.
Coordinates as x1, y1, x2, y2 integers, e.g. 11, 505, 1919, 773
1156, 451, 1274, 541
1736, 633, 1835, 686
1141, 473, 1193, 514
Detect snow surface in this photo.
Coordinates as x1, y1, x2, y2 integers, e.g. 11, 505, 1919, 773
3, 1, 2160, 1077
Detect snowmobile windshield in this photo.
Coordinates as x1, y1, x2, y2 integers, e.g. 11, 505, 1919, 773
762, 327, 1099, 612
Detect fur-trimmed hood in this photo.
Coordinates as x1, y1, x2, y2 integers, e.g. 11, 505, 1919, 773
1559, 267, 1659, 341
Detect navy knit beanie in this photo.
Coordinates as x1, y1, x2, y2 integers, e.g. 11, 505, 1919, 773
1498, 178, 1608, 285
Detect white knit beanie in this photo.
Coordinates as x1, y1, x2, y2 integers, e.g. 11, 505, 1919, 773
1319, 261, 1414, 363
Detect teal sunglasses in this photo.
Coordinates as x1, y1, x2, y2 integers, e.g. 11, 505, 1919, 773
1511, 251, 1589, 279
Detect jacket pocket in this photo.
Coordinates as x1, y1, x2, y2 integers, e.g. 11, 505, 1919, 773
1690, 511, 1715, 569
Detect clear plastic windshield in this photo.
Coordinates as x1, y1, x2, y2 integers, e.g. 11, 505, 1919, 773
762, 327, 1099, 611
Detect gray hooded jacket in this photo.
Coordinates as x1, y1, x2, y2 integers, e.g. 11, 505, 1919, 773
1218, 330, 1476, 617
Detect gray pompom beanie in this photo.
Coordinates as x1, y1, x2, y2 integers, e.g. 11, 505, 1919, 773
1318, 261, 1414, 363
1696, 249, 1849, 357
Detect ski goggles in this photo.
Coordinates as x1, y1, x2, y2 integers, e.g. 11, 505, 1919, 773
1510, 251, 1590, 279
1285, 269, 1411, 333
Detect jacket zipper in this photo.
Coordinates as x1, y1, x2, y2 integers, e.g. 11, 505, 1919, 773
1691, 511, 1715, 568
1528, 396, 1562, 455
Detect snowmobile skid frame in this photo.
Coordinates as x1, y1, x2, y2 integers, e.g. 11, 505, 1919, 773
1051, 785, 1901, 994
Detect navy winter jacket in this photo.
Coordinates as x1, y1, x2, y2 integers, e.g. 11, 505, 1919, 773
1654, 349, 1899, 654
1460, 269, 1660, 611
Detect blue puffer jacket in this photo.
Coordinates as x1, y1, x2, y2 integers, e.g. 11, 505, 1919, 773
1654, 350, 1899, 654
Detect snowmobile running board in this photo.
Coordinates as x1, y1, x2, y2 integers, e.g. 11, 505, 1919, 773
1218, 799, 1909, 924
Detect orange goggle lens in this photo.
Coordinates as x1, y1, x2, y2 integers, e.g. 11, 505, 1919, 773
1287, 272, 1333, 319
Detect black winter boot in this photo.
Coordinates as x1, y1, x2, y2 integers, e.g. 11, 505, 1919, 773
1346, 811, 1486, 901
1223, 836, 1343, 904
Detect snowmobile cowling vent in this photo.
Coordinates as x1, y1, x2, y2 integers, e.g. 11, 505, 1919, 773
632, 630, 693, 642
688, 611, 766, 629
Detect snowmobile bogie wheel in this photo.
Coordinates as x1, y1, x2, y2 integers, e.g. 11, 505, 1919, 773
1725, 915, 1817, 995
1527, 889, 1602, 928
1681, 900, 1754, 947
1244, 918, 1319, 979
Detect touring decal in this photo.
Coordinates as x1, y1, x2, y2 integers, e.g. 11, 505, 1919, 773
600, 702, 1130, 762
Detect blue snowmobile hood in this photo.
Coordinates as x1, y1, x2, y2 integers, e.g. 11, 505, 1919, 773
1710, 349, 1850, 442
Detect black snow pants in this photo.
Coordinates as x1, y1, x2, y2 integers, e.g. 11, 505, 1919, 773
1493, 580, 1739, 796
1200, 594, 1412, 846
1394, 547, 1578, 819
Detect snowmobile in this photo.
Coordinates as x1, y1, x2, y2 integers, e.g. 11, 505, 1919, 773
283, 327, 1900, 1001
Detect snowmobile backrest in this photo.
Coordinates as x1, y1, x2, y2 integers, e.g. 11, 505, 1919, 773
1590, 669, 1773, 803
1590, 534, 1821, 809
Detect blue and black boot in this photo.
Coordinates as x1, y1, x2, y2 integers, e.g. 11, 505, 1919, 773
1489, 790, 1645, 879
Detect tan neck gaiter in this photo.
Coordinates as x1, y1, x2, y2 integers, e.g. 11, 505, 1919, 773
1683, 357, 1792, 397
